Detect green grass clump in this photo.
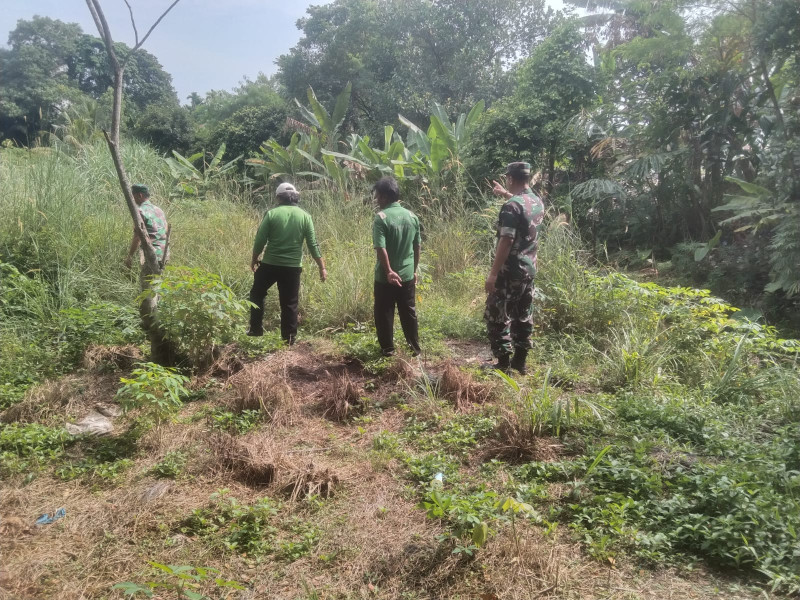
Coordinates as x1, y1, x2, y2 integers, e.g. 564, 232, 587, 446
0, 423, 75, 476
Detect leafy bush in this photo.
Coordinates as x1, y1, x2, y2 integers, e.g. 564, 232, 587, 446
0, 423, 75, 476
116, 362, 190, 424
143, 267, 252, 367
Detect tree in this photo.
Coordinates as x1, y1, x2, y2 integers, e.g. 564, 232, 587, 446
0, 17, 85, 143
0, 15, 179, 145
84, 0, 181, 364
133, 103, 194, 155
277, 0, 558, 134
208, 104, 290, 162
192, 74, 288, 148
469, 22, 596, 192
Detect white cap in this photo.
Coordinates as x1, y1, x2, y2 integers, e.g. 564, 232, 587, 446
276, 182, 297, 196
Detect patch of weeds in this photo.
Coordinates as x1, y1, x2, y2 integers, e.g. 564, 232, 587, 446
179, 491, 279, 557
179, 492, 322, 562
421, 483, 537, 557
236, 330, 284, 357
335, 329, 382, 364
428, 414, 497, 455
0, 423, 76, 476
209, 408, 262, 434
151, 450, 189, 479
371, 431, 403, 456
404, 452, 461, 484
521, 440, 800, 594
57, 458, 133, 483
116, 362, 191, 425
113, 562, 245, 599
277, 519, 322, 562
56, 429, 140, 483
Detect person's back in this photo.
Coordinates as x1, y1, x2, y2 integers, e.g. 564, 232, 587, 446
260, 204, 315, 267
248, 183, 327, 343
373, 203, 419, 284
371, 176, 421, 357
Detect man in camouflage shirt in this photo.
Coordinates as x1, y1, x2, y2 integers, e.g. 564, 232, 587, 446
124, 184, 169, 269
484, 162, 545, 374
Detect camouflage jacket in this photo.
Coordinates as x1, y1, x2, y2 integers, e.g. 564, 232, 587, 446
495, 188, 545, 279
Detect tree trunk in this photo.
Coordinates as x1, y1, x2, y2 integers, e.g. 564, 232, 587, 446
87, 0, 180, 365
546, 141, 557, 195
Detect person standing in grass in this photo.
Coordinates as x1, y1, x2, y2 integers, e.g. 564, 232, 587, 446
248, 182, 327, 344
124, 183, 169, 269
484, 162, 545, 374
372, 176, 422, 357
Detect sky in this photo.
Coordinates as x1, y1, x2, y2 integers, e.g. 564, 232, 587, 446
1, 0, 569, 103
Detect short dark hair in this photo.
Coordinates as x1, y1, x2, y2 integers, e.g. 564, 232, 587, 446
507, 171, 530, 186
373, 176, 400, 203
277, 190, 300, 205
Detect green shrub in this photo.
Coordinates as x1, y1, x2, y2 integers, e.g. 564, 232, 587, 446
143, 266, 252, 367
116, 362, 190, 424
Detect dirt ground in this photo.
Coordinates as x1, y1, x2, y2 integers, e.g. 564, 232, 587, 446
0, 341, 765, 600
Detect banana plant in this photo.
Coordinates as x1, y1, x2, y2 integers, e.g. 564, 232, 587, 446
164, 143, 241, 198
294, 82, 352, 150
245, 133, 325, 186
322, 126, 415, 179
398, 99, 485, 176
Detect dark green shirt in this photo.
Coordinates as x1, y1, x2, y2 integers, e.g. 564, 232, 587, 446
253, 204, 322, 268
372, 202, 421, 283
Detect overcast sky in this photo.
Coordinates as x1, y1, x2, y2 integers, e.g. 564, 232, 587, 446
1, 0, 569, 103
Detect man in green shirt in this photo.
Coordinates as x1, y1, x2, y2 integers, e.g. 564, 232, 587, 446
248, 182, 327, 344
372, 176, 422, 356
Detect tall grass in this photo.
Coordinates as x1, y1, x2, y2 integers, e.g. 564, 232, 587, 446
0, 140, 495, 337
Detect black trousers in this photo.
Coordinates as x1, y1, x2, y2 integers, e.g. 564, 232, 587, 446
249, 264, 302, 342
374, 280, 421, 355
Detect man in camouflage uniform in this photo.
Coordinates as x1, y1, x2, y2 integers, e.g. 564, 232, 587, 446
124, 184, 169, 269
484, 162, 545, 374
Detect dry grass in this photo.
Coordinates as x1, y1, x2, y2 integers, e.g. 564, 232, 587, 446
322, 373, 363, 421
211, 432, 281, 487
206, 342, 245, 379
489, 408, 563, 462
282, 460, 340, 501
383, 357, 417, 382
0, 376, 92, 424
82, 344, 143, 372
438, 361, 494, 410
225, 362, 296, 425
0, 346, 764, 600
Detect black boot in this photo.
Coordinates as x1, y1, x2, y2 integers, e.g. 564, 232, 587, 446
510, 348, 528, 375
485, 353, 511, 373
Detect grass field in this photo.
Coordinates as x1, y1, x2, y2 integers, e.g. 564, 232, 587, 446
1, 141, 799, 599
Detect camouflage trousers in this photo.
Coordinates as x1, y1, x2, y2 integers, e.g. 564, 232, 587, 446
484, 276, 534, 358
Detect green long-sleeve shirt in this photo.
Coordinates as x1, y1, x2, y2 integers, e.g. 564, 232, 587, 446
253, 204, 322, 267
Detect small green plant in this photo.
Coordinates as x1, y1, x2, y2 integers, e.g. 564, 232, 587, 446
151, 451, 188, 479
113, 562, 244, 599
116, 363, 190, 424
209, 409, 262, 434
277, 519, 322, 562
179, 493, 279, 557
141, 267, 252, 367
